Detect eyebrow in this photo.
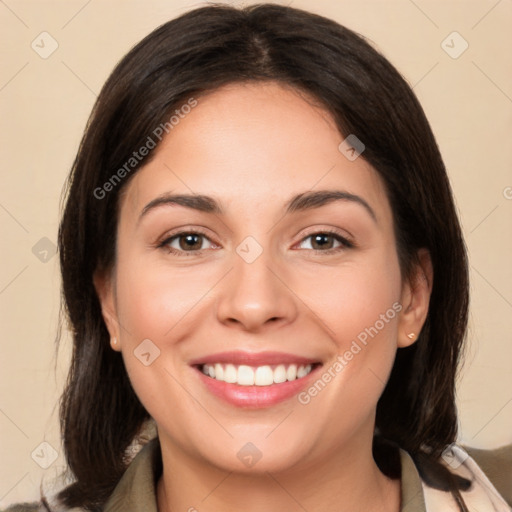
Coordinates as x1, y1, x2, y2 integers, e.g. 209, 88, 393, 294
286, 190, 376, 222
139, 194, 222, 224
138, 189, 377, 223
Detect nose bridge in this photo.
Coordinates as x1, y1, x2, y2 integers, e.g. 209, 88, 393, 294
215, 241, 297, 330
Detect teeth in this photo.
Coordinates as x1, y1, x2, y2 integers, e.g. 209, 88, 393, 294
200, 363, 314, 386
224, 364, 237, 383
297, 365, 309, 379
214, 363, 224, 380
273, 364, 287, 383
286, 364, 297, 381
255, 365, 273, 386
238, 365, 254, 385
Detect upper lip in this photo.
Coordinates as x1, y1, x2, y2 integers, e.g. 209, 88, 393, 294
189, 351, 321, 367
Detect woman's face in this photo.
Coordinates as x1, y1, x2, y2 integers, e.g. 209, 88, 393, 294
97, 81, 428, 474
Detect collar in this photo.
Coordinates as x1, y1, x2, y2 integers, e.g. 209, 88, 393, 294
103, 438, 161, 512
103, 437, 428, 512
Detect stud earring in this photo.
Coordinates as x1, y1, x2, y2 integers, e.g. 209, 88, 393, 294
407, 333, 416, 340
111, 337, 118, 346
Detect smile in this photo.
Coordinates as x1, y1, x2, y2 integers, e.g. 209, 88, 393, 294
190, 351, 323, 408
200, 363, 314, 386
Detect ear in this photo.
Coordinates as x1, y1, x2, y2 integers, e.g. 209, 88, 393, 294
93, 268, 121, 352
397, 248, 433, 348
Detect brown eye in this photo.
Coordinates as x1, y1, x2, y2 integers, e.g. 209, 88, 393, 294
160, 231, 216, 255
297, 232, 353, 252
177, 233, 204, 251
310, 233, 336, 250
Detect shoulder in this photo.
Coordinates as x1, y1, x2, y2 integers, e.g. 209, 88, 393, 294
464, 443, 512, 505
420, 442, 512, 510
1, 428, 160, 512
1, 504, 41, 512
400, 442, 512, 511
1, 491, 87, 512
1, 500, 86, 512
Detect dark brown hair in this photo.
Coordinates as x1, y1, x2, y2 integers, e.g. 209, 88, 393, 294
57, 3, 470, 510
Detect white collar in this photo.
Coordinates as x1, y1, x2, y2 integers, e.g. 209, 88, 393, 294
422, 444, 511, 511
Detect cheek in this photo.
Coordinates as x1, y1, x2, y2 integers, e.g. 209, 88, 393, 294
295, 252, 402, 350
248, 258, 403, 459
292, 252, 402, 415
112, 258, 215, 401
114, 257, 219, 342
113, 259, 217, 438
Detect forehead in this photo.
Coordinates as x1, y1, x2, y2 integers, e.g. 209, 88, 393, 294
120, 81, 391, 223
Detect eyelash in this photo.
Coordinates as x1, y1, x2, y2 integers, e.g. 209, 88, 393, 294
157, 228, 354, 257
297, 229, 355, 254
157, 229, 216, 257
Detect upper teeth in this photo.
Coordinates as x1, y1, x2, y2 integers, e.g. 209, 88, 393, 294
201, 363, 313, 386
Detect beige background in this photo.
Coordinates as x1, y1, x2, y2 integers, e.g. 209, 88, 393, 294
1, 0, 511, 506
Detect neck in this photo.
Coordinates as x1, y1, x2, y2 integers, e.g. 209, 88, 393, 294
156, 434, 401, 512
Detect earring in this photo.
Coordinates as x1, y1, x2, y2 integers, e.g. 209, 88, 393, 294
111, 337, 118, 346
407, 333, 416, 340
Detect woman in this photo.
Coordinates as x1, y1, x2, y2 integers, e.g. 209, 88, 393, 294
5, 3, 511, 512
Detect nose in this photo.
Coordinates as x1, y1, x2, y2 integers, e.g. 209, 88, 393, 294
215, 250, 298, 332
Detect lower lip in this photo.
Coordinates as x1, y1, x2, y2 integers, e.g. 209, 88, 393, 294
194, 365, 321, 408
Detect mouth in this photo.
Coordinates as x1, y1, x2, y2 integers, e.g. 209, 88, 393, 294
198, 362, 318, 386
190, 351, 323, 408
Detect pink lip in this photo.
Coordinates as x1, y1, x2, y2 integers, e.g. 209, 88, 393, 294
190, 351, 323, 408
189, 350, 320, 367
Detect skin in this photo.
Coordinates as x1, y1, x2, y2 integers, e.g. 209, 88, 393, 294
95, 81, 432, 512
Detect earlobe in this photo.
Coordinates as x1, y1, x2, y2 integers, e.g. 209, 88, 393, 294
397, 249, 433, 348
93, 269, 121, 351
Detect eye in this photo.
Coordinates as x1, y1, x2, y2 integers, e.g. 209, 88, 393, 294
296, 231, 353, 253
159, 230, 217, 255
